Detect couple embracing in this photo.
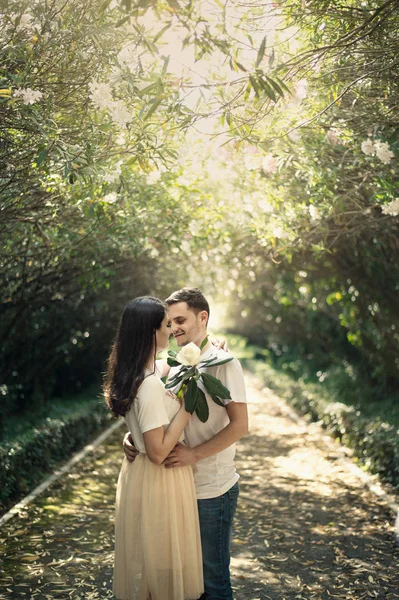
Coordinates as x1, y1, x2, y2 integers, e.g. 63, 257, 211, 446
105, 287, 248, 600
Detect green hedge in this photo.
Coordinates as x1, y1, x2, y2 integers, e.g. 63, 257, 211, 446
0, 398, 114, 514
244, 358, 399, 489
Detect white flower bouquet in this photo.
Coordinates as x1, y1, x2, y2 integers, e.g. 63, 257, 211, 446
165, 337, 234, 422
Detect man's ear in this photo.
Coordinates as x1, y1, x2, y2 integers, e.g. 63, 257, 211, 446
199, 310, 209, 325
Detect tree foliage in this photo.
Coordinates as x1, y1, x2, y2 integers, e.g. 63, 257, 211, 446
1, 0, 398, 431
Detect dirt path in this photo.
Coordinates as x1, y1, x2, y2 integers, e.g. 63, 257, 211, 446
0, 372, 398, 600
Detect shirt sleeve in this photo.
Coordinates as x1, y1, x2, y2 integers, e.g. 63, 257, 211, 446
217, 357, 247, 405
135, 375, 170, 434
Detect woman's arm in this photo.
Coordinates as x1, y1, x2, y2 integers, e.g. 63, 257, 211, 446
143, 404, 190, 465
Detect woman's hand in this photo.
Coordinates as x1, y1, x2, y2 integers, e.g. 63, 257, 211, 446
210, 336, 229, 352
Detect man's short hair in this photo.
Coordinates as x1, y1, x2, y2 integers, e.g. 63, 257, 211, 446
165, 287, 210, 322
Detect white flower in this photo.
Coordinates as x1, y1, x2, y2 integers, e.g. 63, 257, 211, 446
309, 205, 321, 220
288, 129, 301, 143
175, 342, 201, 366
117, 44, 138, 73
244, 154, 262, 171
104, 161, 123, 183
382, 198, 399, 216
272, 226, 285, 239
109, 100, 131, 127
16, 12, 35, 33
262, 154, 277, 174
88, 80, 113, 111
361, 139, 374, 156
294, 79, 308, 101
147, 170, 162, 184
13, 88, 44, 104
103, 192, 117, 203
115, 132, 127, 146
361, 139, 395, 164
326, 128, 343, 145
374, 141, 394, 165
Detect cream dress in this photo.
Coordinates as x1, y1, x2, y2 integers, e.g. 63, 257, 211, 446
113, 373, 203, 600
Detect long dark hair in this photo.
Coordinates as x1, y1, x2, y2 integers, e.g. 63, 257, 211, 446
104, 296, 166, 416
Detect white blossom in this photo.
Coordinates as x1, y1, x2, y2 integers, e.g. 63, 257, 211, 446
103, 192, 117, 203
288, 129, 301, 143
244, 154, 262, 171
294, 79, 308, 101
262, 154, 277, 174
326, 128, 343, 145
176, 342, 201, 366
382, 198, 399, 216
309, 205, 321, 220
115, 132, 127, 146
88, 80, 113, 111
13, 87, 43, 104
15, 12, 36, 33
117, 44, 138, 73
374, 141, 394, 165
104, 161, 123, 183
109, 100, 131, 127
361, 138, 395, 164
272, 225, 285, 239
361, 139, 374, 156
146, 170, 162, 184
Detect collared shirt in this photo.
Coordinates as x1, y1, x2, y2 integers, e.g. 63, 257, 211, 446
168, 346, 247, 499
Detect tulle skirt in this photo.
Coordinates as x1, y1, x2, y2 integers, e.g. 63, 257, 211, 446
113, 455, 204, 600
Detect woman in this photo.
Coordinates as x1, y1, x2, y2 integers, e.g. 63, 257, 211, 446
105, 297, 203, 600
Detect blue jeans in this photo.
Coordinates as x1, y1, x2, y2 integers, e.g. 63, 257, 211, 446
197, 482, 239, 600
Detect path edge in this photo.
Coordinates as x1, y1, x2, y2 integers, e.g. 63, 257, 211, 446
0, 419, 123, 528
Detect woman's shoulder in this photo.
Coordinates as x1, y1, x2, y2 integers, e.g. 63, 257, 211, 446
138, 373, 164, 395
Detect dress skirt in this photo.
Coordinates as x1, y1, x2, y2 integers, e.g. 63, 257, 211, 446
113, 454, 204, 600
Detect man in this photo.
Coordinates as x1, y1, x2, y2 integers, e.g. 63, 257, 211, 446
124, 287, 248, 600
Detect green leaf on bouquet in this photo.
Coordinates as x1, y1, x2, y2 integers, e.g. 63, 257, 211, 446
165, 371, 186, 389
200, 335, 209, 350
168, 350, 177, 358
167, 357, 180, 367
184, 378, 199, 414
165, 366, 194, 388
195, 387, 209, 423
200, 357, 234, 368
209, 394, 225, 407
180, 366, 196, 382
201, 372, 232, 401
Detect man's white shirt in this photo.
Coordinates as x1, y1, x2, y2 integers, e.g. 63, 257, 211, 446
168, 346, 247, 499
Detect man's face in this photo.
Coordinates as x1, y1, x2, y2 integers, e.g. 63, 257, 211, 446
167, 302, 208, 347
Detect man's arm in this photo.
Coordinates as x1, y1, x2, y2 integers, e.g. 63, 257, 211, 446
163, 402, 248, 468
123, 431, 139, 461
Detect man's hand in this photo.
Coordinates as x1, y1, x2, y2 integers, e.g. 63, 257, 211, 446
163, 443, 197, 468
123, 432, 139, 462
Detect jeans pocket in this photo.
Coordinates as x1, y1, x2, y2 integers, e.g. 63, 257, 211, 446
226, 483, 239, 524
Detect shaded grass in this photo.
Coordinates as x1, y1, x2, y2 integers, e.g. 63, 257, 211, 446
0, 386, 114, 515
2, 384, 103, 443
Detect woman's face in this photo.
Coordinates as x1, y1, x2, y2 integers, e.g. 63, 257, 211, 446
155, 313, 171, 351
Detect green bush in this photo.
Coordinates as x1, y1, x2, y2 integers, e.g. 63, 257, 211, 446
0, 397, 114, 514
229, 337, 399, 489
